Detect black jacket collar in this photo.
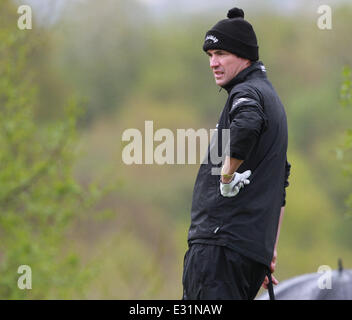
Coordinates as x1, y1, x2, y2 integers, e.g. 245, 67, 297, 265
222, 61, 267, 94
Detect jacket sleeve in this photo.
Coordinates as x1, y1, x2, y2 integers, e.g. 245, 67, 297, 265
226, 95, 268, 160
282, 159, 291, 206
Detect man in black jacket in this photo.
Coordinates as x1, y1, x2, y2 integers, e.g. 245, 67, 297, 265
182, 8, 291, 300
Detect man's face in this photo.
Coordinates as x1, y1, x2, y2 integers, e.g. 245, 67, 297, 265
206, 49, 250, 87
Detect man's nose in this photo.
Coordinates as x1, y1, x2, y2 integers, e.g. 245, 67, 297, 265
210, 56, 220, 69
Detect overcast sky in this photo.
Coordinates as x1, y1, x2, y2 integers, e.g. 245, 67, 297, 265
16, 0, 351, 25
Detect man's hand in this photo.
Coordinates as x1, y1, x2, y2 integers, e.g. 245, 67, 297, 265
262, 249, 279, 289
220, 170, 251, 197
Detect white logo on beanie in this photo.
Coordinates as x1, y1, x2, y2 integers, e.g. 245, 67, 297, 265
205, 35, 219, 43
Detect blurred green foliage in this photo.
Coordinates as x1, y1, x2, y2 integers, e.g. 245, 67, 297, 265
0, 0, 115, 299
339, 66, 352, 213
1, 0, 352, 299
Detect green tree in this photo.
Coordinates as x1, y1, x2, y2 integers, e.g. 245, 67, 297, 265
0, 0, 111, 299
339, 66, 352, 214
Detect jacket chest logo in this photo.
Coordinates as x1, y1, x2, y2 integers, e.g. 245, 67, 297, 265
232, 98, 250, 111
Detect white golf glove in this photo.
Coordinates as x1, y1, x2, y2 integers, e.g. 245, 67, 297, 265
220, 170, 251, 197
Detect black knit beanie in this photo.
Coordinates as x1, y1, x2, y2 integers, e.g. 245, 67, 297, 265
202, 8, 259, 61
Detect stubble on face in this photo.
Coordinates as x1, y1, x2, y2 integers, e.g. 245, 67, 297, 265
207, 50, 251, 87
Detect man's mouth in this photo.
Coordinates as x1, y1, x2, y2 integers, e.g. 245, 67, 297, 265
214, 71, 224, 79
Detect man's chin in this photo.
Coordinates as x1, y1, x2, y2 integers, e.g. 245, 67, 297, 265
215, 79, 228, 87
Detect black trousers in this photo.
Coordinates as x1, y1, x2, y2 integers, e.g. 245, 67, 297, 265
182, 243, 267, 300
